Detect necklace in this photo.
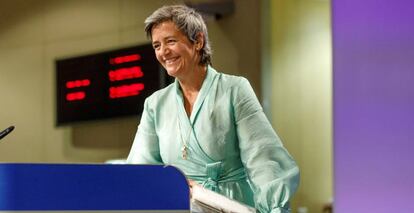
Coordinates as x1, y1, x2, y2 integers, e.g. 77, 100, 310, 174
177, 115, 192, 160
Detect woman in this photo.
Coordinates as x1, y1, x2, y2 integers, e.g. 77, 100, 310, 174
127, 5, 299, 213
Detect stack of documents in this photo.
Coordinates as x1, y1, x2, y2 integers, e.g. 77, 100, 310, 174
190, 184, 256, 213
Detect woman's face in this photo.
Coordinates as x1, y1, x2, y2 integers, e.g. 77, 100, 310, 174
151, 21, 200, 79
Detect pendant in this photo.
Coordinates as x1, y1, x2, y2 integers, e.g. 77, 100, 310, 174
181, 145, 188, 160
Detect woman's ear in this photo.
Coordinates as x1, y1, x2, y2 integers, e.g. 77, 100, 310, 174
195, 32, 204, 50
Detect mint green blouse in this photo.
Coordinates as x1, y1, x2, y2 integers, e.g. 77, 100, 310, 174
127, 66, 299, 213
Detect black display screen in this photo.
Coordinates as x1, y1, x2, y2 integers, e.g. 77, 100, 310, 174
56, 43, 171, 125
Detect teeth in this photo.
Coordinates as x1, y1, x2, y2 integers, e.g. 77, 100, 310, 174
165, 57, 178, 64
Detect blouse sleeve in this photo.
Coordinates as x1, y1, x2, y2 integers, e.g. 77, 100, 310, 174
126, 98, 163, 164
234, 78, 300, 213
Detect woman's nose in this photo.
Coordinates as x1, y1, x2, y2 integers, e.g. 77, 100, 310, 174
158, 44, 168, 55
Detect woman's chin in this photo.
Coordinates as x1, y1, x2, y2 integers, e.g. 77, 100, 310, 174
165, 67, 180, 77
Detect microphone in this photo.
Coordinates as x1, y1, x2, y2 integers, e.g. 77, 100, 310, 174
0, 126, 15, 140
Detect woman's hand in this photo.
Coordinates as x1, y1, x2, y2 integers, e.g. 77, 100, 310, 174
188, 179, 199, 198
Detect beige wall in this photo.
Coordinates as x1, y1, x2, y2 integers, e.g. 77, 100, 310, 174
267, 0, 333, 212
0, 0, 261, 162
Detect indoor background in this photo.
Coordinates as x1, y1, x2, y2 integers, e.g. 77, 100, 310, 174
0, 0, 332, 212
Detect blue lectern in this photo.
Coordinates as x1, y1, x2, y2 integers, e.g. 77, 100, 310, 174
0, 163, 190, 212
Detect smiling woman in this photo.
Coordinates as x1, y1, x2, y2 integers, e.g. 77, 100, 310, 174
126, 5, 300, 213
151, 21, 205, 91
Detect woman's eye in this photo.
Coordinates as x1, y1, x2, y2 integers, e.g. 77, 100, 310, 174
153, 44, 160, 50
167, 39, 176, 44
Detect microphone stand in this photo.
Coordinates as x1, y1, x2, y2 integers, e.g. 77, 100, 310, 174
0, 126, 15, 140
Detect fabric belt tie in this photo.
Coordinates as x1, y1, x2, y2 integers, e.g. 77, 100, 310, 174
194, 161, 246, 192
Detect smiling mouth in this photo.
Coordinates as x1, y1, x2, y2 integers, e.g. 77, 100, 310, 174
165, 57, 179, 65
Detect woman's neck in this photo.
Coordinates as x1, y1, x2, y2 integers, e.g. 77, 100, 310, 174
178, 64, 207, 117
178, 65, 207, 94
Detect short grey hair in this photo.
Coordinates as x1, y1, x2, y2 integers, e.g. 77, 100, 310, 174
144, 5, 212, 65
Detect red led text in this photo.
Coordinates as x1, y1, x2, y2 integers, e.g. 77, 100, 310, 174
66, 91, 86, 101
66, 79, 90, 89
109, 83, 145, 99
109, 66, 144, 81
110, 54, 141, 65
